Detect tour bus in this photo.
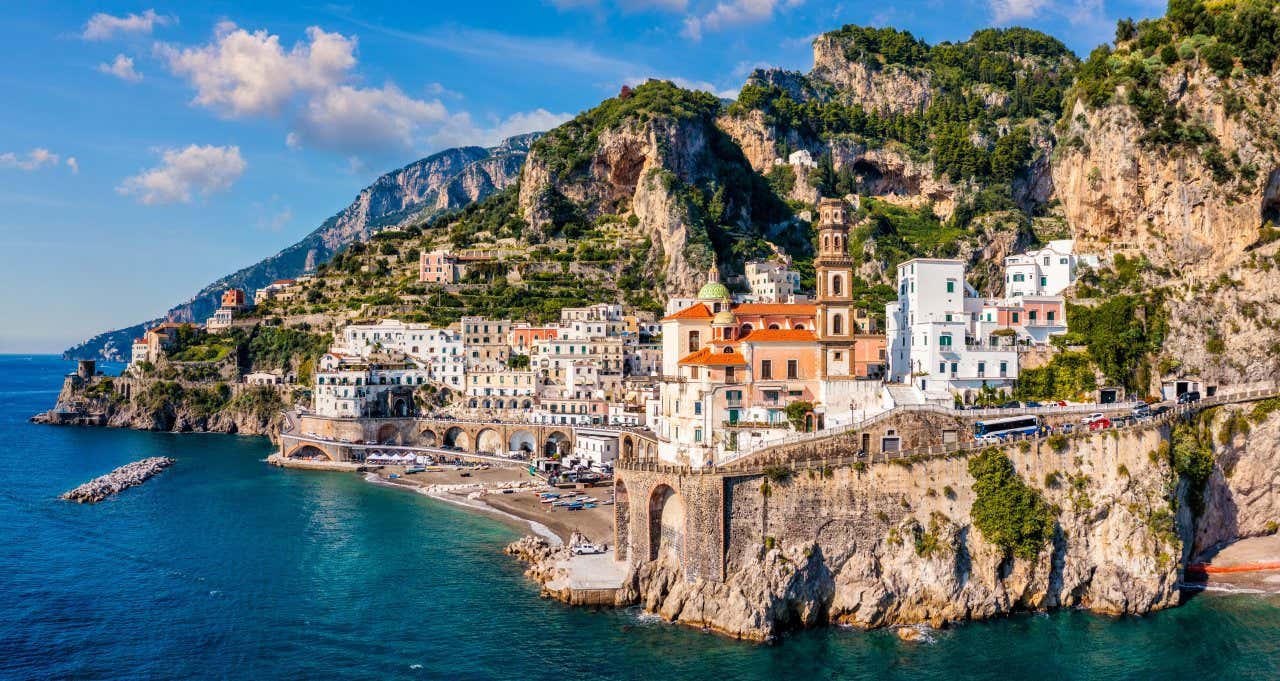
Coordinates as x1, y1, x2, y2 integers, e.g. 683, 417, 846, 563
974, 415, 1041, 441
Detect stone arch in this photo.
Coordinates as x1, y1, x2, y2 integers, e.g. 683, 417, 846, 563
508, 429, 536, 454
391, 397, 410, 417
444, 427, 472, 451
376, 423, 400, 445
476, 428, 503, 454
418, 428, 438, 447
288, 444, 331, 461
522, 399, 533, 409
648, 484, 685, 562
544, 430, 570, 457
621, 435, 635, 460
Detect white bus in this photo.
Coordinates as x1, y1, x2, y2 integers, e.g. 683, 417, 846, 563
974, 415, 1040, 441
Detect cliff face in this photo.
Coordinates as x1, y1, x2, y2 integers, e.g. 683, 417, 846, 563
1052, 67, 1280, 277
1195, 405, 1280, 556
809, 34, 933, 115
620, 428, 1186, 640
66, 134, 538, 361
34, 375, 285, 439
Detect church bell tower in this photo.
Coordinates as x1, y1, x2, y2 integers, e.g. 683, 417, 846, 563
814, 198, 855, 378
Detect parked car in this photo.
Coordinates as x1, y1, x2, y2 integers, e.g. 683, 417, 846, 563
999, 401, 1021, 409
1088, 418, 1113, 431
1131, 403, 1152, 418
1081, 412, 1105, 425
571, 542, 606, 556
1153, 405, 1172, 417
1060, 423, 1075, 434
1177, 391, 1202, 404
1025, 401, 1042, 408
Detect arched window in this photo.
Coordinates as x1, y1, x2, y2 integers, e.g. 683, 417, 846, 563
794, 323, 805, 330
739, 323, 753, 336
832, 274, 843, 296
768, 323, 781, 330
832, 314, 843, 335
688, 330, 700, 352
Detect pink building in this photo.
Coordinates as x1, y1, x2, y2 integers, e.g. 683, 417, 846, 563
419, 250, 459, 284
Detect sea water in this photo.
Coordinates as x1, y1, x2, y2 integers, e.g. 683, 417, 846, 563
3, 355, 1280, 680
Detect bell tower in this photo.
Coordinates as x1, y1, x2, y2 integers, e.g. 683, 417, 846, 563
814, 197, 855, 378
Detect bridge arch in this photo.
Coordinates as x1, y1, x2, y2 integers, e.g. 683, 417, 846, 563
444, 427, 472, 451
648, 484, 685, 562
287, 444, 332, 461
508, 429, 536, 454
476, 428, 503, 454
418, 428, 438, 447
376, 423, 400, 445
544, 430, 570, 457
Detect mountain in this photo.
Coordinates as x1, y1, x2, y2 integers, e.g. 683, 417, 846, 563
65, 133, 538, 360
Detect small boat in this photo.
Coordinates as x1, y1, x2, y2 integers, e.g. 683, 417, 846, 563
601, 500, 614, 505
404, 466, 425, 474
459, 472, 471, 477
501, 489, 514, 494
584, 504, 597, 509
388, 473, 400, 479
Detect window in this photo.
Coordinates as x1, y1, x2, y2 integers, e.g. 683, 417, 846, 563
939, 362, 946, 374
1043, 256, 1050, 266
694, 402, 702, 415
1047, 310, 1056, 322
688, 330, 700, 352
1000, 361, 1008, 377
977, 362, 985, 377
1040, 276, 1047, 287
694, 428, 703, 443
1012, 312, 1020, 324
951, 362, 958, 375
832, 314, 843, 335
945, 313, 952, 322
946, 280, 955, 293
939, 333, 952, 347
834, 351, 843, 360
787, 359, 798, 379
760, 360, 773, 379
832, 274, 843, 296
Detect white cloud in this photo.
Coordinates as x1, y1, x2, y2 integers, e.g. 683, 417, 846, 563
66, 157, 79, 174
0, 148, 62, 171
97, 54, 143, 82
989, 0, 1050, 22
290, 83, 450, 154
117, 145, 246, 205
682, 0, 803, 41
157, 22, 357, 117
83, 9, 173, 41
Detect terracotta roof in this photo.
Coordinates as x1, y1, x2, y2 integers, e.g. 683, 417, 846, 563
739, 328, 817, 343
732, 303, 817, 316
661, 303, 713, 321
271, 279, 296, 285
678, 347, 747, 367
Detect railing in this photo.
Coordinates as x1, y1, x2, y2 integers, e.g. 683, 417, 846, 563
710, 383, 1280, 469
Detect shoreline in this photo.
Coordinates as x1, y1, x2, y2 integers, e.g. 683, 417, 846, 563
361, 472, 564, 546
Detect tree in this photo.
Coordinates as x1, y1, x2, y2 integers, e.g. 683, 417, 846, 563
785, 400, 814, 431
968, 449, 1056, 560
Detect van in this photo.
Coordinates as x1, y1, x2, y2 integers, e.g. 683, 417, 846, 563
1177, 391, 1202, 404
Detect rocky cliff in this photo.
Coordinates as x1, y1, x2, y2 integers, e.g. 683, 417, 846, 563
616, 428, 1186, 641
66, 134, 538, 361
1195, 403, 1280, 556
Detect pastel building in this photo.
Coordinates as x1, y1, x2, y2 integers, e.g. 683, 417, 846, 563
419, 250, 462, 284
744, 258, 804, 303
655, 198, 886, 466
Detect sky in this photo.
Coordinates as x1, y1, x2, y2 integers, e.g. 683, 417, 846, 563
0, 0, 1167, 353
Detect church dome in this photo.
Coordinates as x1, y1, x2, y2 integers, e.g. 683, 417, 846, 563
698, 281, 731, 301
712, 310, 735, 326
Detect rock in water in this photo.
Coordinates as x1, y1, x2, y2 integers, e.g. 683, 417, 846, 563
60, 457, 175, 503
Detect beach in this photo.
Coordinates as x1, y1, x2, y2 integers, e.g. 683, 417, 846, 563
356, 461, 616, 546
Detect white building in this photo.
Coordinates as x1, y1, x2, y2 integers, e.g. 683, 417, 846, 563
568, 434, 619, 471
886, 258, 1019, 401
312, 353, 427, 418
335, 320, 465, 388
1003, 239, 1099, 298
744, 258, 803, 303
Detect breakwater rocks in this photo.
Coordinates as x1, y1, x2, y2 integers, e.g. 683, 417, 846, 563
61, 457, 175, 503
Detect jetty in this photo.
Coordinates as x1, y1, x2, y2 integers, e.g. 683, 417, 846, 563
61, 457, 175, 503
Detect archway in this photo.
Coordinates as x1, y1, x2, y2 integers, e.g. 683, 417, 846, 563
544, 431, 570, 457
418, 428, 438, 447
392, 397, 410, 417
621, 435, 635, 460
376, 423, 400, 445
476, 428, 503, 455
444, 427, 472, 451
508, 429, 536, 454
648, 484, 685, 561
288, 444, 331, 461
615, 478, 631, 560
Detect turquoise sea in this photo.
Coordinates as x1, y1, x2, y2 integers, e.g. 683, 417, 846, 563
4, 355, 1280, 680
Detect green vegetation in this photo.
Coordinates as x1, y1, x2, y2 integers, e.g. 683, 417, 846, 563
1165, 420, 1215, 515
136, 381, 232, 419
785, 401, 815, 431
1014, 351, 1098, 401
968, 448, 1057, 560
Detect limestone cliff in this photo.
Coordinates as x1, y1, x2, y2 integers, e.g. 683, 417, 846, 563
1195, 404, 1280, 556
620, 428, 1186, 641
1052, 67, 1280, 276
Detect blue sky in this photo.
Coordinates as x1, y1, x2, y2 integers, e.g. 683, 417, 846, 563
0, 0, 1165, 352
